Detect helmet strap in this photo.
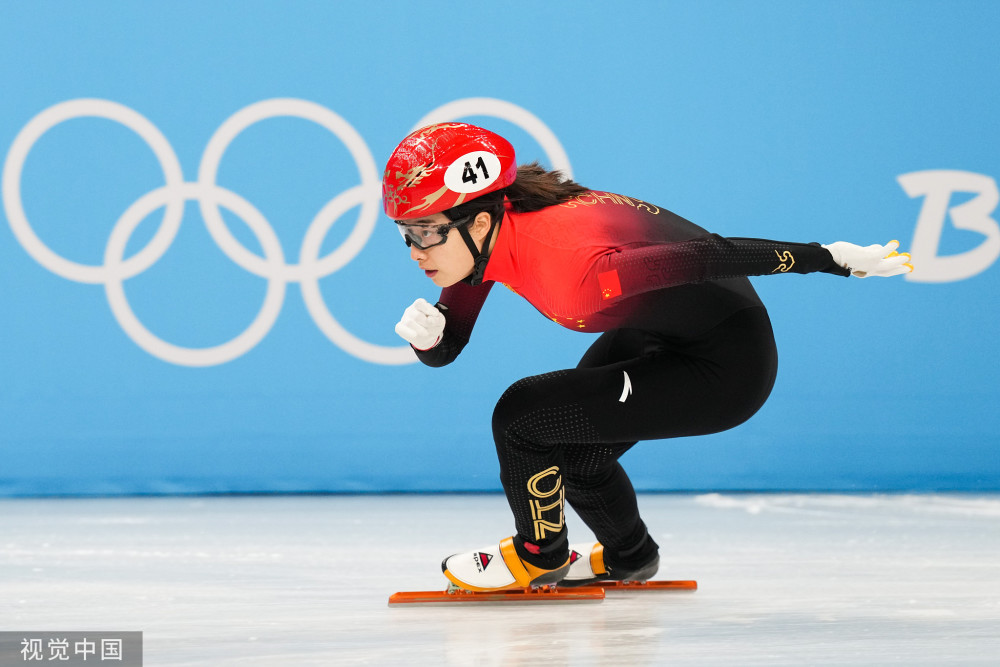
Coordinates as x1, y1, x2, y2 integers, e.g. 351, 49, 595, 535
458, 216, 499, 286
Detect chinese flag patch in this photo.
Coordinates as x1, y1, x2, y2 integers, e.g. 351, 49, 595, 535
598, 269, 622, 299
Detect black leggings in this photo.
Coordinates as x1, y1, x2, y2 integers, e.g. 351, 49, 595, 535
492, 307, 778, 564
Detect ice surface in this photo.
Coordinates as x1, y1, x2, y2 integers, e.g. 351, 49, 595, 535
2, 494, 999, 665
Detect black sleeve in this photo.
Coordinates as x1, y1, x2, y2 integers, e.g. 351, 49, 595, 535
413, 280, 494, 368
609, 235, 849, 300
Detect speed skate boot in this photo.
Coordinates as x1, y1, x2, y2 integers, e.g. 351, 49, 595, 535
560, 539, 660, 588
442, 536, 571, 592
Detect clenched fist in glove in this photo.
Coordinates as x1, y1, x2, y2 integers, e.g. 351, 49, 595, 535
395, 298, 446, 351
822, 240, 914, 278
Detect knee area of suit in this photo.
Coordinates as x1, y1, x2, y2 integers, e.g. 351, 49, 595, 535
491, 376, 551, 437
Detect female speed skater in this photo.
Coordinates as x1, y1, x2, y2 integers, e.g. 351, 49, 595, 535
383, 123, 912, 593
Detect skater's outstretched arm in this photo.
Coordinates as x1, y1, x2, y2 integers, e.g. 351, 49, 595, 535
600, 236, 911, 304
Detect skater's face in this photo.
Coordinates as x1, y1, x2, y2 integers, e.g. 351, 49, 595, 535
402, 211, 493, 287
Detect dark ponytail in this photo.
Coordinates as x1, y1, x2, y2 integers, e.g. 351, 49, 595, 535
504, 162, 589, 213
443, 162, 589, 224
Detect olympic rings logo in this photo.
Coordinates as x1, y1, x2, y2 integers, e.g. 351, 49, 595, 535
2, 97, 573, 366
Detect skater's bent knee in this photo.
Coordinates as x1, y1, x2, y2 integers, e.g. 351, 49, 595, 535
492, 372, 594, 451
492, 374, 558, 434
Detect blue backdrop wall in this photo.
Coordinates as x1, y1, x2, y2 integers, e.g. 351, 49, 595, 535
2, 1, 998, 495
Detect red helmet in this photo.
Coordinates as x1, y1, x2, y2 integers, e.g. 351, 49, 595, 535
382, 123, 517, 220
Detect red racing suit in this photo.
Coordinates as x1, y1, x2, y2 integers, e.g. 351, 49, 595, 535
415, 191, 848, 367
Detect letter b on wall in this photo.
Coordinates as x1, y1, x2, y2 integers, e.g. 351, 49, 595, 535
898, 170, 1000, 283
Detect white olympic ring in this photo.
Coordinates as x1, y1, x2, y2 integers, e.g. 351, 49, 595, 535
2, 97, 573, 367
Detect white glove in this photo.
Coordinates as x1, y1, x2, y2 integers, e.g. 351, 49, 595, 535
822, 240, 914, 278
395, 298, 446, 351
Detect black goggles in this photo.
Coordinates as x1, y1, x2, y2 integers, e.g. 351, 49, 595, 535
394, 214, 474, 250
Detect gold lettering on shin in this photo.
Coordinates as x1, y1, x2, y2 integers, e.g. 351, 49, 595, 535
527, 466, 561, 497
526, 466, 565, 541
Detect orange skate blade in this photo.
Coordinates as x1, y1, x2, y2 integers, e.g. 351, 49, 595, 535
599, 579, 698, 591
388, 584, 605, 605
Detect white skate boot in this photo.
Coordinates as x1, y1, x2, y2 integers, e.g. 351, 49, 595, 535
560, 542, 659, 588
442, 536, 571, 592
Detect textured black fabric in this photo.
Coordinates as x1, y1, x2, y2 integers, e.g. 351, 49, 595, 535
491, 307, 778, 562
610, 236, 848, 299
